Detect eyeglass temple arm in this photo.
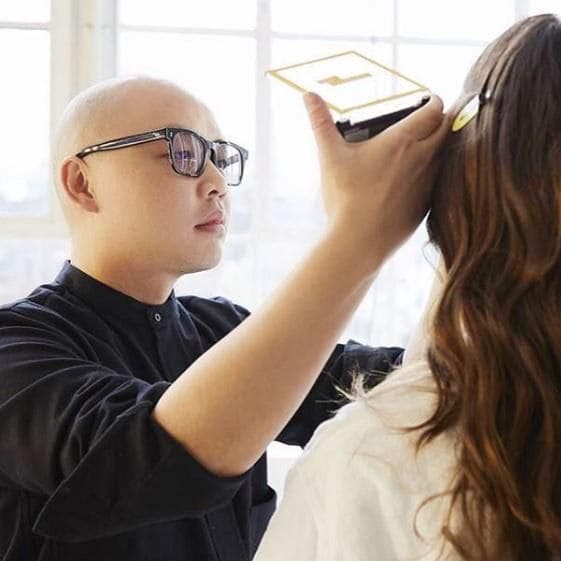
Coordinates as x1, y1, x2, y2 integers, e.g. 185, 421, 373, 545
236, 145, 249, 160
76, 130, 167, 158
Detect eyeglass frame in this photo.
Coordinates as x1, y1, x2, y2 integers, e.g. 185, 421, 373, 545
75, 127, 249, 186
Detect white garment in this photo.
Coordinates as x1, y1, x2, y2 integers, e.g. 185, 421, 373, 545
254, 361, 461, 561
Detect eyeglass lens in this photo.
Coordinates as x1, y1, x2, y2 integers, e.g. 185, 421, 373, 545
211, 142, 243, 186
171, 131, 206, 176
171, 130, 243, 185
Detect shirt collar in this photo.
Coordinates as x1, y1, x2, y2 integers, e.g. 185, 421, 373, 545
55, 261, 179, 325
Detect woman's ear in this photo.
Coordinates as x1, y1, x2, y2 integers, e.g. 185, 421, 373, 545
59, 156, 99, 213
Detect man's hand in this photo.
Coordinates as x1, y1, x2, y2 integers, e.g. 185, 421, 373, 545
304, 92, 450, 264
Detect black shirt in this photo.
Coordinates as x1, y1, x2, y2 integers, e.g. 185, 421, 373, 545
0, 262, 403, 561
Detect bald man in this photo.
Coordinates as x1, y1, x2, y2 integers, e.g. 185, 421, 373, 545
0, 76, 448, 560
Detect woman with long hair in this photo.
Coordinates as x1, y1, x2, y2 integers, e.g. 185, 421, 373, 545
254, 13, 561, 561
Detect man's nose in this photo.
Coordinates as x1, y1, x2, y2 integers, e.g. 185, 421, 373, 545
199, 161, 228, 198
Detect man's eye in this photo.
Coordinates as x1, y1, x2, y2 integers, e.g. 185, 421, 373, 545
174, 151, 195, 160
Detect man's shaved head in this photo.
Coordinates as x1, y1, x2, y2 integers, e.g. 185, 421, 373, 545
54, 75, 231, 301
53, 76, 218, 188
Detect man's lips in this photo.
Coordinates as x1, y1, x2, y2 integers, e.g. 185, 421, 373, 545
196, 210, 225, 229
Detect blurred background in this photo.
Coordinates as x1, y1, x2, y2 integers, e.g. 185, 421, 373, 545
1, 0, 557, 494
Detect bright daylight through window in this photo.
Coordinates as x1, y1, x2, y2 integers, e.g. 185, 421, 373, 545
2, 0, 558, 339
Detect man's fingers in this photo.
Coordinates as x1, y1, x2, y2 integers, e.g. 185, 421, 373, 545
422, 106, 452, 152
303, 92, 342, 155
392, 94, 446, 142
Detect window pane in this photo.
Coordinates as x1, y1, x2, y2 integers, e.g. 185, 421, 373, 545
0, 30, 50, 216
358, 224, 437, 347
0, 1, 50, 23
398, 0, 515, 41
0, 239, 69, 305
119, 0, 256, 30
398, 43, 482, 107
267, 442, 301, 500
529, 1, 560, 14
272, 0, 394, 37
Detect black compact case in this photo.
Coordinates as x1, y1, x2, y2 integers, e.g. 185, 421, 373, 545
336, 95, 431, 142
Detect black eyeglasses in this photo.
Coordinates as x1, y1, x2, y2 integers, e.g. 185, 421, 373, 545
75, 127, 249, 186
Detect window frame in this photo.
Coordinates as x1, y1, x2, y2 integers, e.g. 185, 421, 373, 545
0, 0, 532, 239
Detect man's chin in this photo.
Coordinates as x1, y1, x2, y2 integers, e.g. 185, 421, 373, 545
178, 256, 222, 276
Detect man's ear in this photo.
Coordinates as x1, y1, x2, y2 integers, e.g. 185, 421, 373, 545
59, 157, 99, 213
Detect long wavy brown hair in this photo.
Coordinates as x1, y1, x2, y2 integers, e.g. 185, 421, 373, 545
421, 13, 561, 561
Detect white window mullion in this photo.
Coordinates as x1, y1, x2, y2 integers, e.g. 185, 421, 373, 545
390, 0, 399, 71
0, 21, 45, 30
515, 0, 531, 19
75, 0, 118, 90
253, 0, 273, 299
48, 0, 77, 237
50, 0, 77, 131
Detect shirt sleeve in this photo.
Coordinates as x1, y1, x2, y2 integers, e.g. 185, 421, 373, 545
0, 308, 249, 542
276, 341, 404, 447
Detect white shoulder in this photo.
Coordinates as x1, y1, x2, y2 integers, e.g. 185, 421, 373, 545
297, 361, 446, 478
271, 363, 459, 560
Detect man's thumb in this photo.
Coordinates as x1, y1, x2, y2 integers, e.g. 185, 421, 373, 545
303, 92, 341, 154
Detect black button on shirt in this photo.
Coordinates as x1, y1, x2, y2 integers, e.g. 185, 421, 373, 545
0, 262, 403, 561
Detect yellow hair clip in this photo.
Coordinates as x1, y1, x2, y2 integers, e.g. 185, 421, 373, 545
451, 90, 491, 132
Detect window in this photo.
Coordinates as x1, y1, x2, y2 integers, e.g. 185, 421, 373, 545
0, 1, 68, 304
0, 4, 50, 218
0, 0, 556, 495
